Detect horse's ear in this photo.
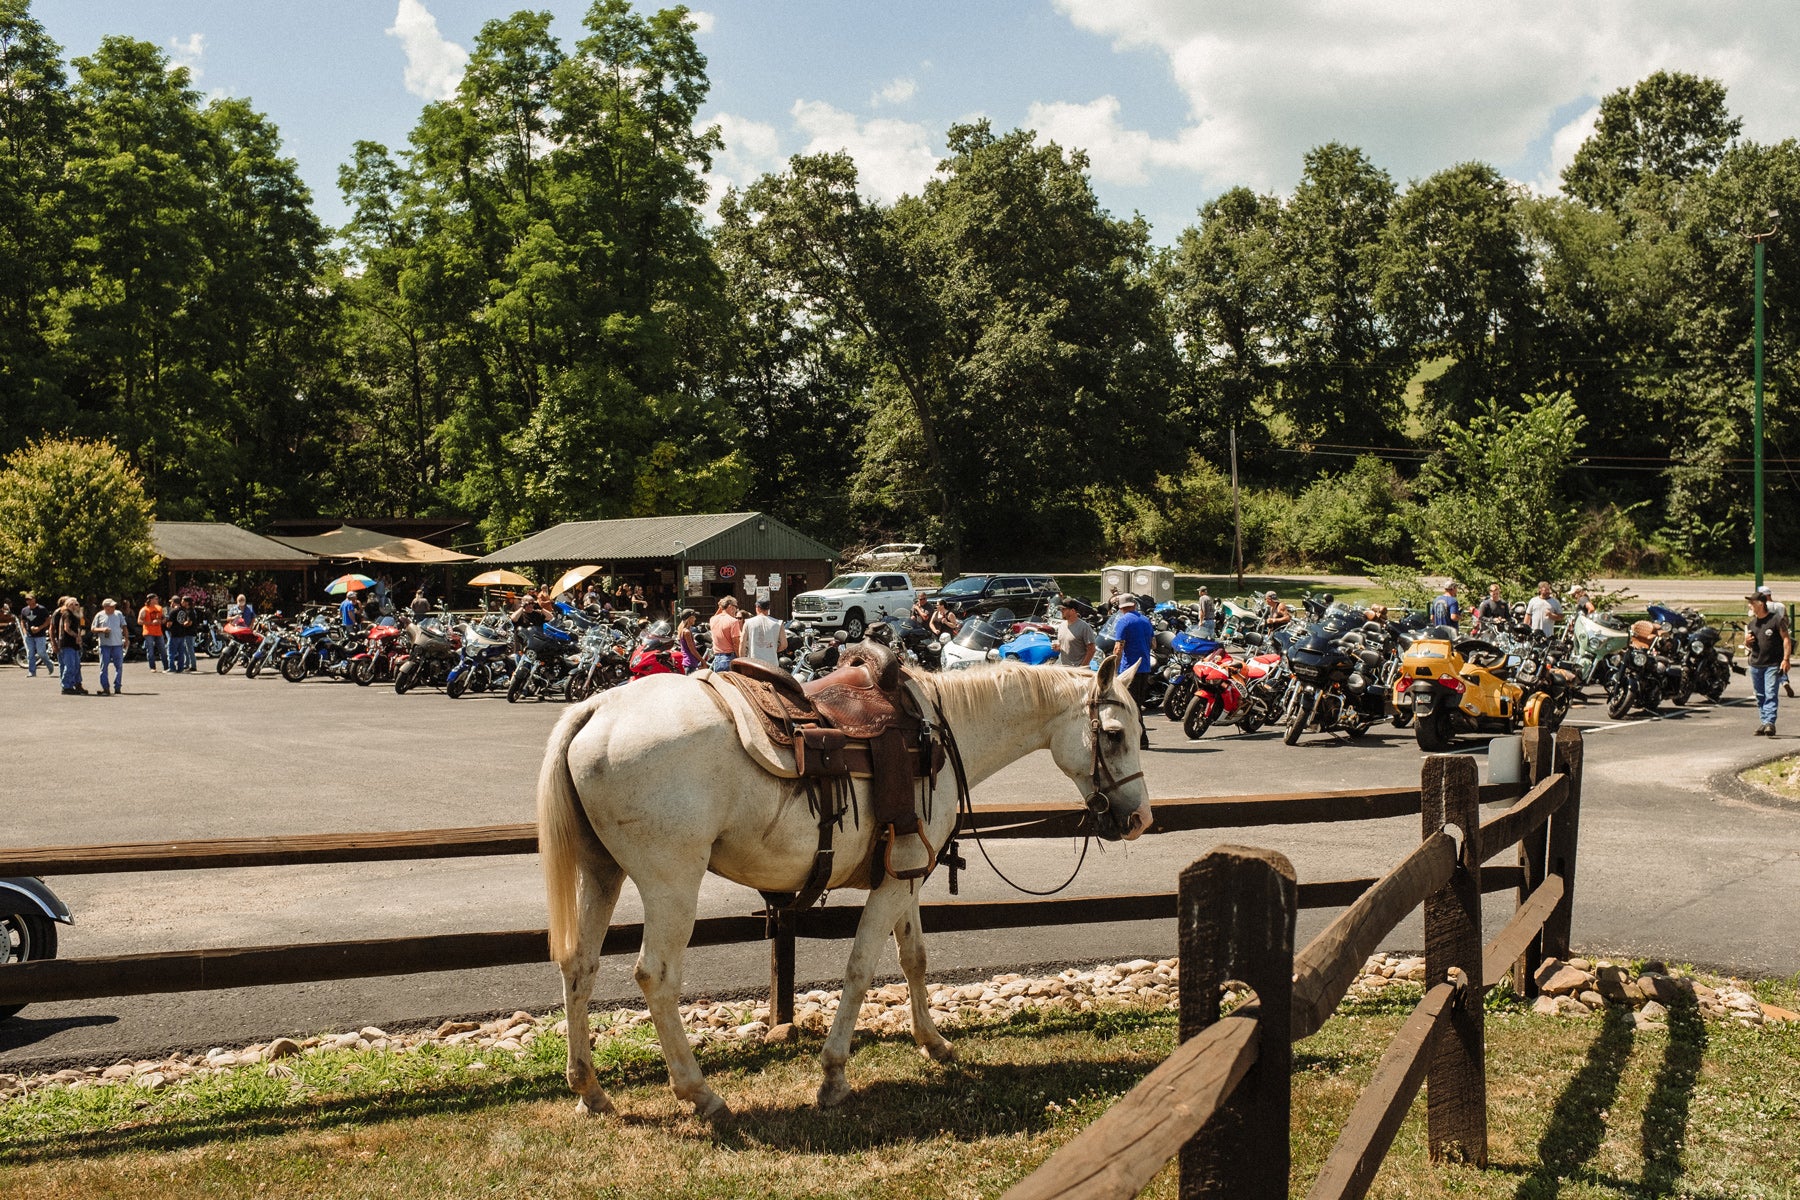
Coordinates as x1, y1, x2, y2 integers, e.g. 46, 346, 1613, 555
1094, 649, 1118, 692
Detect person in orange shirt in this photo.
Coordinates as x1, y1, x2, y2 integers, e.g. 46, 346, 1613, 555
138, 593, 167, 671
707, 596, 743, 670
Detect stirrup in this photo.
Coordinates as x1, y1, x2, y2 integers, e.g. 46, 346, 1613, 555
882, 823, 936, 882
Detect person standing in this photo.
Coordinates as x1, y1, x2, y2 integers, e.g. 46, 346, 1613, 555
411, 589, 432, 618
708, 597, 742, 670
1746, 591, 1792, 736
1055, 598, 1097, 668
20, 591, 52, 678
1474, 584, 1509, 635
741, 597, 787, 666
338, 589, 361, 632
93, 597, 127, 695
166, 597, 198, 672
1568, 585, 1596, 618
1196, 586, 1219, 638
1524, 581, 1563, 638
675, 609, 703, 673
54, 596, 86, 694
1113, 594, 1154, 749
1261, 591, 1292, 630
1429, 582, 1461, 630
137, 593, 166, 672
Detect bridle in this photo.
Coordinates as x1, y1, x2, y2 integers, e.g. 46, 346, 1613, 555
1083, 690, 1146, 823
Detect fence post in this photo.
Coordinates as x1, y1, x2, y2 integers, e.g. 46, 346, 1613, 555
1178, 845, 1296, 1200
769, 911, 796, 1028
1539, 728, 1585, 963
1421, 754, 1487, 1165
1513, 725, 1554, 996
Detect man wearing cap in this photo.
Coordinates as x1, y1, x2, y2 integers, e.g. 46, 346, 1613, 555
1113, 594, 1154, 748
1745, 589, 1792, 736
1567, 586, 1595, 618
92, 598, 127, 695
1196, 586, 1218, 638
1055, 598, 1096, 668
138, 593, 167, 671
1429, 581, 1461, 630
20, 591, 51, 678
1262, 590, 1292, 630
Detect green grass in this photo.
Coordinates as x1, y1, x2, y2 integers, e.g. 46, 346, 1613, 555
4, 979, 1797, 1199
1741, 755, 1800, 802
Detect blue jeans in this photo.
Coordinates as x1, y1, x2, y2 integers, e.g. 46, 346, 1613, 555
712, 653, 735, 671
25, 634, 50, 676
142, 634, 166, 669
58, 645, 82, 690
1751, 664, 1782, 727
171, 635, 195, 671
99, 644, 124, 691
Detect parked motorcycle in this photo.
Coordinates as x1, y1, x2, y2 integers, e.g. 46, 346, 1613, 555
1399, 629, 1553, 751
1, 877, 72, 1022
1180, 650, 1275, 739
508, 620, 580, 702
351, 618, 409, 686
1558, 610, 1632, 693
1604, 619, 1687, 718
394, 618, 460, 694
1280, 603, 1390, 744
214, 614, 264, 674
244, 614, 296, 679
446, 619, 515, 698
1647, 604, 1735, 704
281, 618, 361, 683
564, 624, 632, 701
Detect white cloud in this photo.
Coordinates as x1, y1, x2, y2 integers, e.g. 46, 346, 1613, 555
687, 10, 716, 35
167, 33, 204, 77
790, 100, 939, 202
1535, 104, 1600, 194
386, 0, 467, 103
871, 76, 917, 107
1047, 0, 1800, 196
701, 112, 785, 218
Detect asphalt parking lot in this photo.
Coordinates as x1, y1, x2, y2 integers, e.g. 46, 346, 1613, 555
4, 659, 1798, 1068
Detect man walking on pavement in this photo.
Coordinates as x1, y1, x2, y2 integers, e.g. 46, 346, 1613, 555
138, 593, 166, 671
93, 597, 127, 695
20, 591, 52, 678
1196, 586, 1218, 638
166, 597, 198, 671
1113, 594, 1154, 749
1746, 590, 1792, 736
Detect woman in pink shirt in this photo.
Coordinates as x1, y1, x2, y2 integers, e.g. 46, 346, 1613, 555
707, 597, 742, 670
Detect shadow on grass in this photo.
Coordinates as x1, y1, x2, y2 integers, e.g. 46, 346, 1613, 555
1509, 1006, 1635, 1200
1641, 998, 1706, 1195
0, 1009, 1171, 1165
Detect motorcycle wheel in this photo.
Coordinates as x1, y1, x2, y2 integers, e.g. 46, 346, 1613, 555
394, 660, 420, 695
447, 668, 470, 699
1162, 680, 1191, 721
1414, 709, 1454, 752
215, 644, 239, 675
507, 663, 531, 703
0, 910, 57, 1021
470, 663, 493, 693
1181, 693, 1218, 741
1240, 698, 1268, 735
1283, 689, 1314, 746
280, 652, 308, 683
1605, 675, 1634, 720
1390, 702, 1414, 729
566, 671, 594, 703
353, 656, 376, 686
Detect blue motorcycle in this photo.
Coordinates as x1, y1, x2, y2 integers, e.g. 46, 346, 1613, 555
281, 616, 360, 683
446, 619, 515, 699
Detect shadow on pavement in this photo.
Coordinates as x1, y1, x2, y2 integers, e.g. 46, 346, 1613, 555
0, 1012, 119, 1054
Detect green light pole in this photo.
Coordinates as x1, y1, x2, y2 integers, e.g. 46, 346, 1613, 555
1750, 214, 1779, 588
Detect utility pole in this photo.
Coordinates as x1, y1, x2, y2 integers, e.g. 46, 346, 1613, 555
1230, 425, 1244, 591
1750, 214, 1778, 588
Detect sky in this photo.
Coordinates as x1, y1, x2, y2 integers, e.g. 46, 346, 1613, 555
31, 0, 1800, 242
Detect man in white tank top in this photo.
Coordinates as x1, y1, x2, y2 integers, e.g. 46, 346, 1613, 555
741, 597, 788, 666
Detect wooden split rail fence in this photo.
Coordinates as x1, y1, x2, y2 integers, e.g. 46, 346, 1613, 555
1007, 725, 1584, 1200
0, 731, 1576, 1078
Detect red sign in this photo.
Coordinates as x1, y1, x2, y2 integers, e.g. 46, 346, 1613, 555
719, 565, 737, 579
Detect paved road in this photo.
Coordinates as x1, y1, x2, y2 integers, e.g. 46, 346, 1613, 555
1188, 572, 1798, 610
3, 661, 1796, 1070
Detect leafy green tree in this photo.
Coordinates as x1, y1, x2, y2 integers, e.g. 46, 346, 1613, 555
1273, 143, 1415, 445
1563, 71, 1742, 211
1270, 455, 1413, 568
0, 437, 158, 596
1412, 392, 1616, 591
1378, 162, 1539, 422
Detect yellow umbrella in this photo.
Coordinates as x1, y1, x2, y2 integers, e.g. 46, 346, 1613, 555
468, 569, 534, 588
551, 564, 604, 598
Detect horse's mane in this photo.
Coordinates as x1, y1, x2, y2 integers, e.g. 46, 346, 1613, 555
916, 662, 1094, 728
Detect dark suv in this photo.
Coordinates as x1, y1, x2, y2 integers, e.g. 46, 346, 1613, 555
923, 574, 1060, 619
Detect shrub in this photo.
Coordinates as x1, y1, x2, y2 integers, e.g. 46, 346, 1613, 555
1270, 456, 1413, 568
0, 437, 159, 598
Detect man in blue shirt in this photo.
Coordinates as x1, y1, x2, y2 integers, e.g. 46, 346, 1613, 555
1113, 594, 1155, 749
1429, 582, 1461, 631
339, 592, 361, 630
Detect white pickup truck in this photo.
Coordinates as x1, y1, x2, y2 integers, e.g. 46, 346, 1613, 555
789, 572, 918, 640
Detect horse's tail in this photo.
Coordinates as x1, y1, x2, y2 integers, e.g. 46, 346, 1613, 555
538, 701, 606, 968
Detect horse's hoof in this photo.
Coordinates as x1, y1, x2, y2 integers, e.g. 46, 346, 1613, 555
575, 1091, 614, 1117
692, 1092, 731, 1123
816, 1076, 853, 1109
920, 1039, 956, 1064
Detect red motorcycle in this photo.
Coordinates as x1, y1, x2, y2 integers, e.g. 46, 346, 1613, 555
1180, 651, 1276, 740
214, 615, 264, 675
351, 619, 409, 686
629, 625, 682, 680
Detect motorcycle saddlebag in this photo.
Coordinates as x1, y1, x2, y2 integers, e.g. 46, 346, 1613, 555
795, 727, 852, 778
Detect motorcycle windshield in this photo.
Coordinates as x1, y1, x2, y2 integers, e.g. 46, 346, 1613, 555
953, 620, 1006, 651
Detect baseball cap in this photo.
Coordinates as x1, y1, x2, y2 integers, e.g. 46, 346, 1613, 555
102, 598, 116, 607
1756, 585, 1775, 598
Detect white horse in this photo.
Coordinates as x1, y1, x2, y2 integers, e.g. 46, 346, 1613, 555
537, 654, 1152, 1119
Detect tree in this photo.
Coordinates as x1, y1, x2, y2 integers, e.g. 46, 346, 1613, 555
1412, 391, 1616, 591
1378, 162, 1539, 422
1563, 71, 1742, 211
0, 437, 159, 596
1273, 143, 1415, 445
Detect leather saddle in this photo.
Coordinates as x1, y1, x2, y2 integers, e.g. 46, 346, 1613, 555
715, 644, 942, 893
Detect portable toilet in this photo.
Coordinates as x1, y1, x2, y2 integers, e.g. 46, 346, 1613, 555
1132, 565, 1175, 605
1101, 564, 1136, 601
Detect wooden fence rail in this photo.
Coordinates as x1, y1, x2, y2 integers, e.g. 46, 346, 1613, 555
1007, 725, 1585, 1200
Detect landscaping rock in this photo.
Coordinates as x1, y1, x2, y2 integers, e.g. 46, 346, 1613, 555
266, 1038, 301, 1060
